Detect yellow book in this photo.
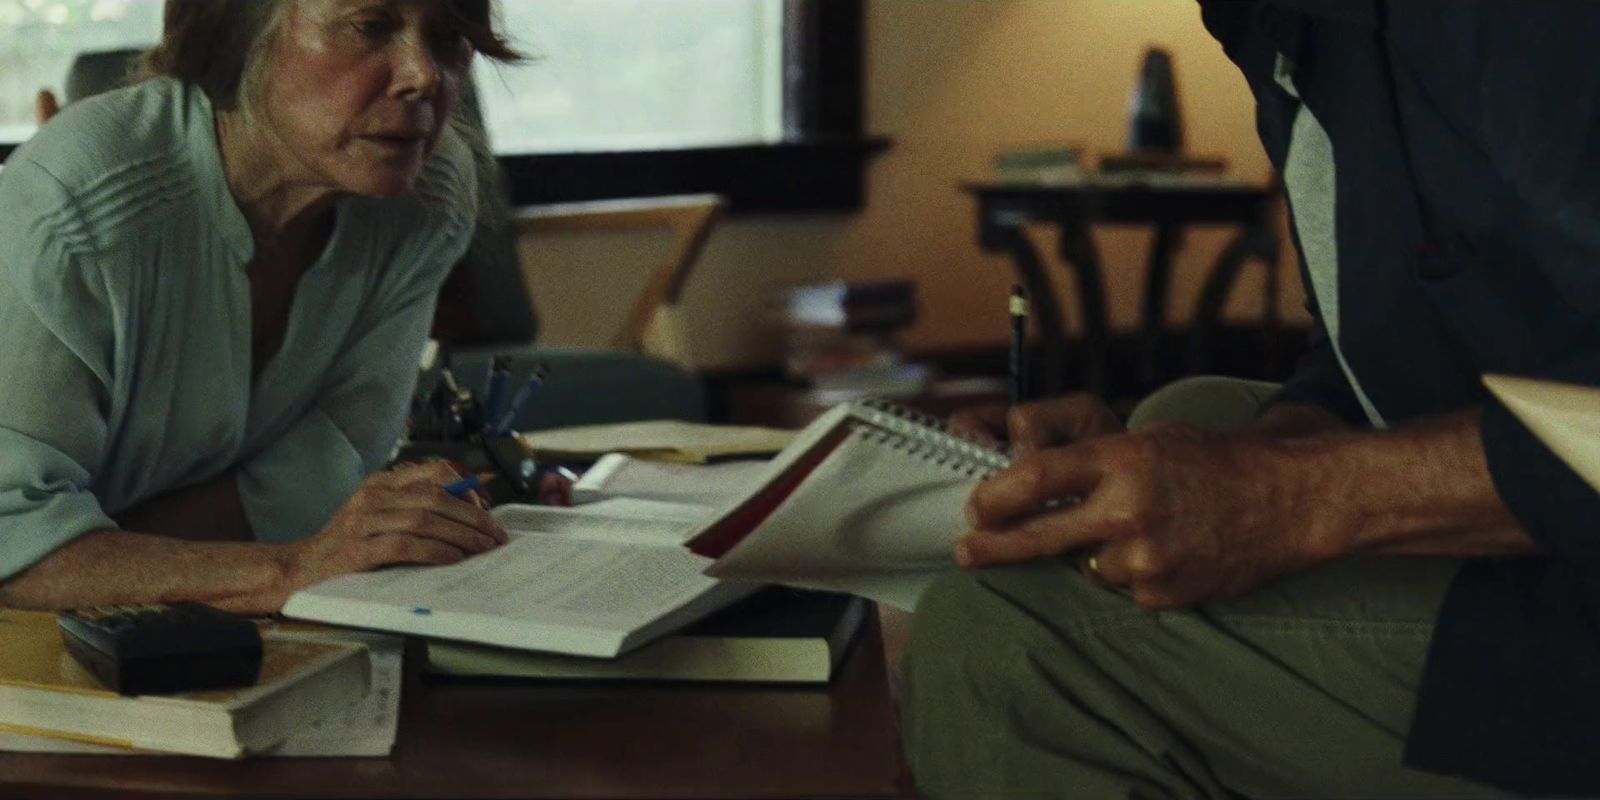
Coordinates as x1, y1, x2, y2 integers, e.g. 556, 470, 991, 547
0, 609, 368, 759
1484, 374, 1600, 493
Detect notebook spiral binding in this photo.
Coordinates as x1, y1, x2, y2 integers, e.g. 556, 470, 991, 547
852, 398, 1012, 479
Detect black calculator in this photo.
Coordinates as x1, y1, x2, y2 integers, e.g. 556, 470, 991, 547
56, 603, 263, 695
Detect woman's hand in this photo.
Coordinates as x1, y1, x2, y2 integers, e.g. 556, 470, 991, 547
957, 422, 1347, 609
947, 393, 1125, 455
248, 462, 510, 610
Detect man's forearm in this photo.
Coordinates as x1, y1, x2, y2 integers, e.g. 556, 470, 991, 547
1280, 410, 1538, 559
0, 530, 292, 612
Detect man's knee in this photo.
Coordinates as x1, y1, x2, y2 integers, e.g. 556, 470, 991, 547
901, 563, 1163, 796
903, 559, 1133, 703
910, 562, 1056, 667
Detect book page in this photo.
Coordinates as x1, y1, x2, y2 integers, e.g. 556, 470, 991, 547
520, 420, 794, 462
283, 500, 744, 656
573, 454, 770, 508
292, 532, 717, 631
493, 502, 710, 544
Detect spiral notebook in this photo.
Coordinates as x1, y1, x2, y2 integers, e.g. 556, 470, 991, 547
686, 399, 1011, 611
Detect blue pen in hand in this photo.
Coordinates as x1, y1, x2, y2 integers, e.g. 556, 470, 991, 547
442, 474, 483, 498
491, 363, 550, 438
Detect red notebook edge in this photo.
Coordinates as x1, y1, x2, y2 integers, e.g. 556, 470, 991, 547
685, 425, 854, 559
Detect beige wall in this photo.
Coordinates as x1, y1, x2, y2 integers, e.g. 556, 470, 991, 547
527, 0, 1308, 371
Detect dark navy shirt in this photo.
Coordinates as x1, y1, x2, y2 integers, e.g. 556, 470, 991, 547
1201, 1, 1600, 793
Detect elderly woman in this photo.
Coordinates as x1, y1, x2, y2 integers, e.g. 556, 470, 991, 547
0, 0, 519, 613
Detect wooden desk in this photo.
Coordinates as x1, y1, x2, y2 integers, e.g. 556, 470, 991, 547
965, 180, 1280, 396
1, 619, 905, 799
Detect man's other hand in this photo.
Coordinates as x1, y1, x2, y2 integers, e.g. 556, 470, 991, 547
947, 393, 1124, 456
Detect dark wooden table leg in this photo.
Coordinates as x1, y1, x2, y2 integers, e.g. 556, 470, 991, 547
1055, 221, 1111, 396
1188, 221, 1279, 374
1139, 223, 1183, 390
980, 214, 1067, 398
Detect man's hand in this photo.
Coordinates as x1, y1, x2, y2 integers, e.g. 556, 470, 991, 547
233, 462, 510, 612
947, 393, 1124, 455
958, 422, 1343, 609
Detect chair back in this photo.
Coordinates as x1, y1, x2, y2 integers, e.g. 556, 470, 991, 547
431, 78, 541, 347
512, 194, 725, 369
65, 49, 145, 103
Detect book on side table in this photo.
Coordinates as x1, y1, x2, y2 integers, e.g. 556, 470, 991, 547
0, 609, 369, 759
425, 587, 870, 684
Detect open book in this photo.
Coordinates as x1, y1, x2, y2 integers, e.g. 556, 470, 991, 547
283, 499, 760, 658
686, 399, 1011, 611
1484, 374, 1600, 492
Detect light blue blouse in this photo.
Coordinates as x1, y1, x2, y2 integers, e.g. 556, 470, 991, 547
0, 78, 477, 579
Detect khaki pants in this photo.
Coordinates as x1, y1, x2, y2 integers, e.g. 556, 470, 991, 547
899, 378, 1510, 799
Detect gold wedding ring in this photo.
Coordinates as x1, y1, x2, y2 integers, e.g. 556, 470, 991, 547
1085, 554, 1101, 576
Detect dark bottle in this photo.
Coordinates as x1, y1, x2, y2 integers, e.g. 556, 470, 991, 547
1128, 47, 1183, 154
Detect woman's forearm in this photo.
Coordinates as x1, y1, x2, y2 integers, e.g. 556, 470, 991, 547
0, 530, 292, 613
1284, 410, 1538, 559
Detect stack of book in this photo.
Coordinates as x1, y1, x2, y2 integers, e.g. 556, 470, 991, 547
992, 146, 1086, 185
281, 492, 872, 686
0, 612, 379, 758
774, 280, 932, 400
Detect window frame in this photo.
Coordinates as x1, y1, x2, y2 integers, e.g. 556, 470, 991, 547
0, 0, 885, 214
496, 0, 884, 214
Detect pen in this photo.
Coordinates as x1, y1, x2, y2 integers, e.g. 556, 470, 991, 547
442, 475, 483, 498
481, 356, 511, 435
1008, 284, 1030, 405
492, 363, 550, 437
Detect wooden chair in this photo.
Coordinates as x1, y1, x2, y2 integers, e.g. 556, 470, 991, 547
33, 49, 145, 125
443, 194, 725, 431
511, 194, 725, 370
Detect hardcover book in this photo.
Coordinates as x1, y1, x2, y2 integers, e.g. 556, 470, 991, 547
424, 587, 870, 684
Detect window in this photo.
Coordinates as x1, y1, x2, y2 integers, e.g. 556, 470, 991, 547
0, 0, 162, 144
476, 0, 785, 154
0, 0, 878, 212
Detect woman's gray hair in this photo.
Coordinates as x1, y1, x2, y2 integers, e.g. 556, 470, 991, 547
141, 0, 290, 112
142, 0, 523, 112
141, 0, 525, 218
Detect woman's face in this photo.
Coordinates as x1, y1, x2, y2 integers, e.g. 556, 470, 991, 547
257, 0, 474, 197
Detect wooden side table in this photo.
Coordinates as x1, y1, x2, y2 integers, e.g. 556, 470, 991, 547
965, 180, 1281, 396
